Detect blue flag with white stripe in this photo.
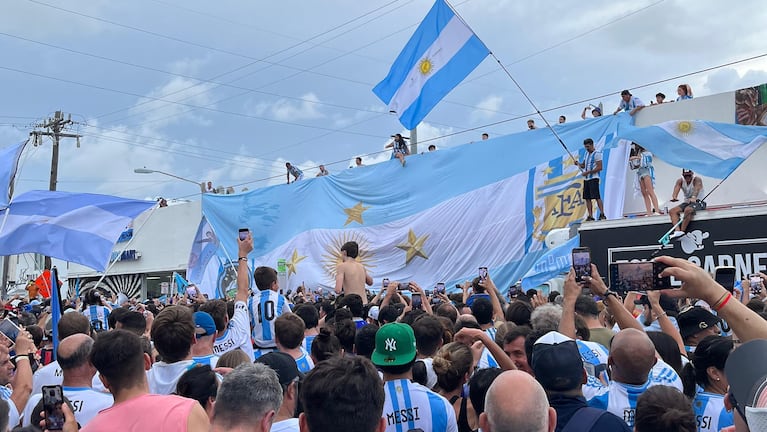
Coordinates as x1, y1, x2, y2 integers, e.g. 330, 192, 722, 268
521, 235, 580, 289
173, 272, 189, 294
0, 190, 155, 271
203, 115, 632, 295
0, 141, 27, 209
373, 0, 489, 129
617, 120, 767, 178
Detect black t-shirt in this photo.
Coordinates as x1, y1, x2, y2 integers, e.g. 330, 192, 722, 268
549, 394, 631, 432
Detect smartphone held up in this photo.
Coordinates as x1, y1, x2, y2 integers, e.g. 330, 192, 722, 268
609, 261, 671, 294
571, 247, 591, 283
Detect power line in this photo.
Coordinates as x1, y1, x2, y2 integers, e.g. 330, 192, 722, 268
0, 64, 386, 139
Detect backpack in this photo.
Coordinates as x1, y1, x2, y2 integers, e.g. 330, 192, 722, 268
561, 407, 608, 432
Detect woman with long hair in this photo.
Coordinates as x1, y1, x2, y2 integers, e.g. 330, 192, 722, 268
681, 335, 734, 432
433, 342, 477, 432
677, 84, 693, 101
630, 143, 662, 216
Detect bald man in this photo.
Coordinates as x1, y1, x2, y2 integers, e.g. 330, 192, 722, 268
480, 370, 556, 432
22, 334, 112, 427
582, 329, 664, 428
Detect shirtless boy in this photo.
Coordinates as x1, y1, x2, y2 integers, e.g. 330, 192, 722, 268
334, 241, 373, 303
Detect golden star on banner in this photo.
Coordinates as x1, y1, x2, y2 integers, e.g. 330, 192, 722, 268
286, 249, 306, 276
396, 229, 430, 265
343, 202, 370, 226
542, 166, 554, 176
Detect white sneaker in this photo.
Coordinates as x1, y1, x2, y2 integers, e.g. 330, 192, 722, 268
669, 230, 685, 239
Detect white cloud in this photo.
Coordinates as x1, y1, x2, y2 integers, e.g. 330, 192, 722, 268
249, 93, 325, 122
471, 95, 504, 121
130, 75, 216, 129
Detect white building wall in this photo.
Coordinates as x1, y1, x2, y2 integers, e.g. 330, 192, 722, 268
67, 200, 201, 278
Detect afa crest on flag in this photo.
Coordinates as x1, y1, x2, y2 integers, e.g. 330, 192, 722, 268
373, 0, 489, 130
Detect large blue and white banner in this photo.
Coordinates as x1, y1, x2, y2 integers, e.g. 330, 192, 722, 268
0, 141, 27, 209
203, 115, 634, 295
520, 235, 580, 289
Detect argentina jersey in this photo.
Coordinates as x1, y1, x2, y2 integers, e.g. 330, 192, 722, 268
577, 340, 609, 382
82, 306, 110, 332
213, 301, 255, 361
692, 391, 733, 432
22, 386, 113, 427
586, 379, 651, 428
649, 359, 683, 391
295, 352, 314, 373
382, 379, 457, 432
192, 354, 220, 369
302, 334, 317, 354
477, 348, 498, 369
248, 290, 290, 349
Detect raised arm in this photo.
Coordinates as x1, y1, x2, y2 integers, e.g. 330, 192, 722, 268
657, 256, 767, 343
559, 269, 579, 339
646, 290, 685, 357
454, 328, 516, 371
236, 233, 253, 302
479, 276, 504, 323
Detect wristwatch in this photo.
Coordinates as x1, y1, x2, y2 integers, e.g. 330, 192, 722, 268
602, 291, 619, 301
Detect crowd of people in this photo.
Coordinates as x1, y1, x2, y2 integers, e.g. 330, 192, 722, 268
0, 230, 766, 431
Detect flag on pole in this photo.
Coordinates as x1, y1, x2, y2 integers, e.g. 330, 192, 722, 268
50, 267, 62, 361
520, 235, 580, 289
0, 141, 27, 209
0, 190, 155, 271
173, 272, 189, 295
373, 0, 489, 129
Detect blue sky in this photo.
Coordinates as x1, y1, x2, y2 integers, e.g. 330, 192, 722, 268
2, 0, 767, 202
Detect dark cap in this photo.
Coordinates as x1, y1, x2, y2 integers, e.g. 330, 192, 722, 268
725, 339, 767, 424
255, 352, 303, 386
531, 331, 584, 391
621, 90, 631, 96
677, 306, 719, 340
682, 169, 693, 175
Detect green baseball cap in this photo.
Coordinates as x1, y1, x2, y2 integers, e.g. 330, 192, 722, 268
372, 323, 417, 366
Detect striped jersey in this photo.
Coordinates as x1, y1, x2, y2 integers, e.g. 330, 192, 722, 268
82, 306, 110, 332
382, 379, 457, 432
302, 334, 317, 354
248, 289, 290, 349
477, 326, 499, 369
295, 352, 314, 373
23, 386, 113, 427
192, 354, 220, 369
583, 150, 602, 180
584, 359, 682, 428
692, 391, 733, 432
213, 300, 255, 361
577, 340, 609, 382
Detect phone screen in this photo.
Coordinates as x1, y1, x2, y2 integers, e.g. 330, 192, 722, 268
572, 247, 591, 282
479, 267, 488, 281
609, 261, 671, 294
435, 283, 445, 294
238, 228, 249, 241
714, 267, 736, 292
43, 385, 65, 430
412, 293, 422, 309
382, 278, 390, 287
750, 275, 762, 295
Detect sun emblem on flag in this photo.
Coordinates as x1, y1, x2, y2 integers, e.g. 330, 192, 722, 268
677, 121, 694, 135
320, 231, 375, 282
419, 58, 433, 75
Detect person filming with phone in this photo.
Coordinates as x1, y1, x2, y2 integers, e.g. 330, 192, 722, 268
668, 169, 705, 239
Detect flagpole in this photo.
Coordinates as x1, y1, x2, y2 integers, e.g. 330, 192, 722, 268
50, 267, 62, 361
442, 0, 581, 167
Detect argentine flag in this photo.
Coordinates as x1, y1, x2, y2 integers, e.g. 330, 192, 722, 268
0, 190, 155, 271
203, 116, 633, 296
0, 141, 27, 209
373, 0, 489, 130
521, 235, 580, 289
618, 120, 767, 179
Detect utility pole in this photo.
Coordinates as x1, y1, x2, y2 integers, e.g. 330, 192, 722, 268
30, 111, 81, 270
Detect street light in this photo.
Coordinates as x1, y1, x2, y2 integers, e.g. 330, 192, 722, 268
133, 168, 206, 193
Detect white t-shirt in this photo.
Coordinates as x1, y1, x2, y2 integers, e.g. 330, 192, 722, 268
271, 417, 300, 432
192, 354, 220, 369
146, 360, 195, 395
22, 386, 113, 427
213, 300, 256, 361
32, 361, 107, 395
